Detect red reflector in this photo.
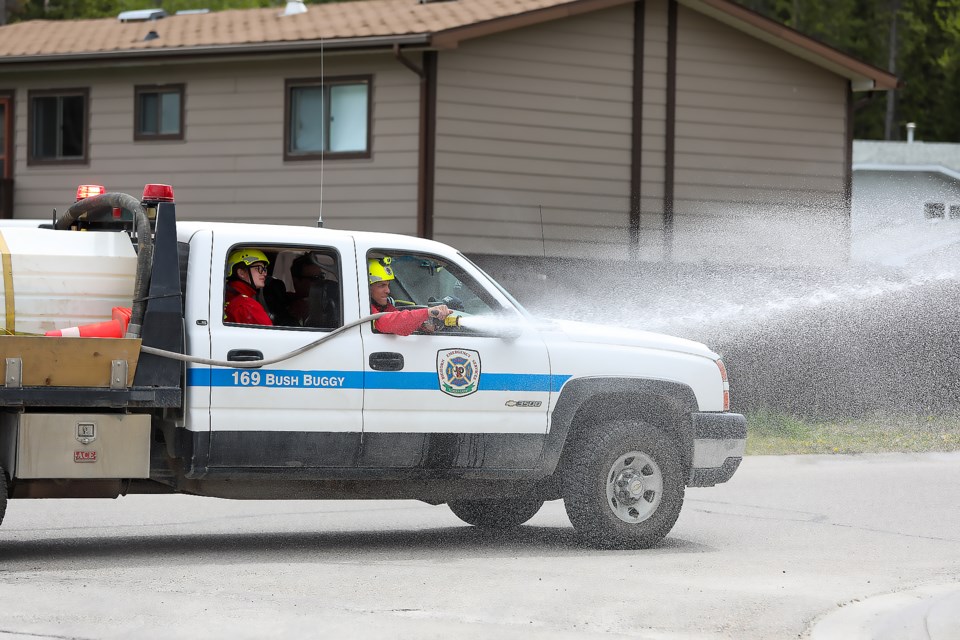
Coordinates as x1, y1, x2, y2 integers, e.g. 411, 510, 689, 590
142, 183, 175, 202
76, 184, 105, 201
723, 391, 730, 412
715, 358, 728, 382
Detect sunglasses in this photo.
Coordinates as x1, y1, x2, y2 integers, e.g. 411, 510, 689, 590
296, 274, 323, 281
248, 264, 267, 274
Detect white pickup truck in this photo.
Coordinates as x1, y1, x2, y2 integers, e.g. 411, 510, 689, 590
0, 185, 745, 549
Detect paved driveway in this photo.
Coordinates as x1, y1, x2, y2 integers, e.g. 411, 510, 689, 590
1, 453, 958, 639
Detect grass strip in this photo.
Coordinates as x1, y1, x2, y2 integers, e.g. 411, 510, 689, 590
745, 409, 960, 455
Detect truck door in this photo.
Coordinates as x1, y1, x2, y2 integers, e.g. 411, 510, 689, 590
203, 233, 363, 468
357, 246, 553, 471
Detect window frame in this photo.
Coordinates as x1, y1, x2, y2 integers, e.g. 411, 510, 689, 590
27, 88, 89, 166
0, 90, 14, 180
134, 84, 185, 141
367, 249, 503, 336
284, 75, 373, 162
223, 244, 344, 331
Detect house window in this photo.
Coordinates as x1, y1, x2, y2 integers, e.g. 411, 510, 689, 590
285, 76, 371, 161
0, 92, 12, 179
28, 89, 88, 165
950, 205, 960, 220
135, 85, 184, 140
924, 202, 946, 220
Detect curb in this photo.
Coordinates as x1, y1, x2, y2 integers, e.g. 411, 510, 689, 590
808, 584, 960, 640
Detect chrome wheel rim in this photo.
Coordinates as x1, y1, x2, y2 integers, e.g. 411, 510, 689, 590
605, 450, 663, 523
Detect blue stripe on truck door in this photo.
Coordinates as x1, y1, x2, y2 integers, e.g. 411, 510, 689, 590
187, 368, 570, 392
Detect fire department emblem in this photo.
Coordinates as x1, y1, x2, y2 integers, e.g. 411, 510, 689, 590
437, 349, 481, 397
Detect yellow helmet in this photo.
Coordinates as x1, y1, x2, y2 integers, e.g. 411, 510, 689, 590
227, 248, 269, 276
368, 257, 395, 284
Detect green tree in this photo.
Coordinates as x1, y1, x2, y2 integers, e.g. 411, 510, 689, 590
741, 0, 960, 141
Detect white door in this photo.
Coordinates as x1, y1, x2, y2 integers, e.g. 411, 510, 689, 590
204, 232, 364, 468
357, 247, 553, 470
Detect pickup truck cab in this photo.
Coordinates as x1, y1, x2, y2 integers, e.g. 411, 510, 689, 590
0, 186, 745, 549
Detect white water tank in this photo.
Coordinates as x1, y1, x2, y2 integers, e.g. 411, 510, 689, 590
0, 228, 138, 335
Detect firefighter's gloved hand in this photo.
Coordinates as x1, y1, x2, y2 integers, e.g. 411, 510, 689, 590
427, 304, 451, 320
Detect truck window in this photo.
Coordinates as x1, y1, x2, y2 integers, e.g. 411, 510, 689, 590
224, 246, 342, 330
366, 250, 498, 330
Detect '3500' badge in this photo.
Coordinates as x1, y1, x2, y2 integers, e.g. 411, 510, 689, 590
437, 349, 481, 397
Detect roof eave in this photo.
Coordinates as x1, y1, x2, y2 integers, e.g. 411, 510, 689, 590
429, 0, 634, 49
679, 0, 899, 91
0, 33, 432, 67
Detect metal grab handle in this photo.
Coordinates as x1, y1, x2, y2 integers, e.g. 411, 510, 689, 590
227, 349, 263, 362
369, 352, 404, 371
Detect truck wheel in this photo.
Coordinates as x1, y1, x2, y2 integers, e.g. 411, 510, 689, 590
448, 496, 545, 529
563, 420, 684, 549
0, 464, 7, 529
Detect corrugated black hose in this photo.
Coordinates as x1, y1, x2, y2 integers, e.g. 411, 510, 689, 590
54, 192, 153, 339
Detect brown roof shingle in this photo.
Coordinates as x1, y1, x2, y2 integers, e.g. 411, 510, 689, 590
0, 0, 897, 90
0, 0, 574, 58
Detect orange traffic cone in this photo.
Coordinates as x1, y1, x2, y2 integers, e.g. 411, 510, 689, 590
45, 319, 125, 338
112, 306, 132, 334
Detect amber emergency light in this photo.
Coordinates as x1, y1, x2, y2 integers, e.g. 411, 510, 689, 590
75, 184, 106, 201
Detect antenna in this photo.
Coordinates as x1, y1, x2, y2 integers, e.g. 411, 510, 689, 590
317, 36, 325, 228
538, 204, 546, 258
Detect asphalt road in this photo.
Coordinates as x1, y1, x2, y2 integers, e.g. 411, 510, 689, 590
1, 452, 958, 639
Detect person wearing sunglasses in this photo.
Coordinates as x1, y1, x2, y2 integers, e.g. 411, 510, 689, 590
224, 248, 273, 326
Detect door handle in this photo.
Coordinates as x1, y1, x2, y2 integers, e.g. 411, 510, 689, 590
227, 349, 263, 363
369, 352, 404, 371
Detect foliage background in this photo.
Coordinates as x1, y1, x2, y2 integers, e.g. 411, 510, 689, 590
741, 0, 960, 142
4, 0, 959, 141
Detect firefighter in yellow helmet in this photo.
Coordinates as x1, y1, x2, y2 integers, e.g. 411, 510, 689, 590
368, 256, 450, 335
224, 248, 273, 326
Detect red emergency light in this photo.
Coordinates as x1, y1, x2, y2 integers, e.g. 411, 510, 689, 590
142, 184, 175, 203
76, 184, 106, 201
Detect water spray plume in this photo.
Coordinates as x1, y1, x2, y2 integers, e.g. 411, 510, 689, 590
444, 315, 523, 336
471, 225, 960, 420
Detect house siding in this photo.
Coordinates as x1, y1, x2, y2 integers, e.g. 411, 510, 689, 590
432, 4, 636, 259
669, 4, 849, 265
6, 54, 420, 233
1, 0, 858, 267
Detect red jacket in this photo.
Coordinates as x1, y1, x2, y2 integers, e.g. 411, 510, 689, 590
371, 302, 430, 336
225, 281, 273, 326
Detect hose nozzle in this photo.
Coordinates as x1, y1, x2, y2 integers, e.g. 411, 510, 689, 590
443, 315, 460, 328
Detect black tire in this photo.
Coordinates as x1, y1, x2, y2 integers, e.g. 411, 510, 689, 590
0, 464, 7, 529
563, 420, 684, 549
448, 496, 545, 528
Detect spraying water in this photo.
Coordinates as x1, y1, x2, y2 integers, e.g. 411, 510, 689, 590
472, 221, 960, 419
454, 314, 510, 334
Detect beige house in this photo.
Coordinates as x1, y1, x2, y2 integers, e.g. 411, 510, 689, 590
0, 0, 896, 265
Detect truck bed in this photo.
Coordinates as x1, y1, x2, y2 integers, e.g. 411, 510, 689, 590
0, 336, 179, 408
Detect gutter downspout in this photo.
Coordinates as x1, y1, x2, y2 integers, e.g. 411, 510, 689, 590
629, 0, 645, 261
394, 44, 437, 239
663, 0, 677, 262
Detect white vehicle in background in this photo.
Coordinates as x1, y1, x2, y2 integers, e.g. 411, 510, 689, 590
0, 184, 745, 549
